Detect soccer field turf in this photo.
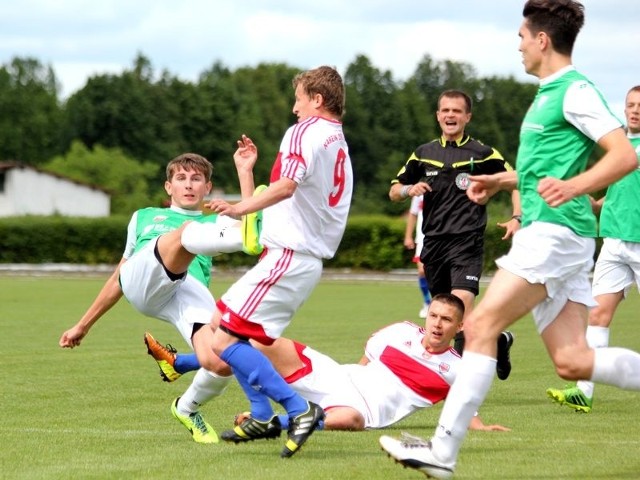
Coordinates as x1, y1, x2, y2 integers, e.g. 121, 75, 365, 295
2, 274, 639, 479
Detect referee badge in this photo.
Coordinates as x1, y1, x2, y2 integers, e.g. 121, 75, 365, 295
455, 173, 470, 190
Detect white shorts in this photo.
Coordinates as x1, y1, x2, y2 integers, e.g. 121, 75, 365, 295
592, 238, 640, 298
287, 346, 367, 412
119, 238, 215, 348
217, 248, 322, 343
289, 346, 429, 429
496, 221, 597, 333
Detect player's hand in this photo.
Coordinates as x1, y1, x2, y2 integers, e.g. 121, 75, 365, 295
496, 218, 520, 240
466, 175, 498, 205
206, 199, 242, 218
59, 325, 87, 348
537, 177, 578, 207
411, 181, 432, 196
404, 237, 416, 249
233, 135, 258, 173
478, 424, 511, 432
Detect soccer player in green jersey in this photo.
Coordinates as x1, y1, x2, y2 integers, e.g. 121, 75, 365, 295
547, 85, 640, 413
60, 142, 263, 445
379, 2, 639, 478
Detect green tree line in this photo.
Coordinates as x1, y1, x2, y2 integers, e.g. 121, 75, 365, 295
0, 53, 538, 215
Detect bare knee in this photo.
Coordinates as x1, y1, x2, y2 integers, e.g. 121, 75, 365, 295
323, 408, 365, 431
192, 325, 232, 376
552, 348, 594, 381
589, 305, 613, 328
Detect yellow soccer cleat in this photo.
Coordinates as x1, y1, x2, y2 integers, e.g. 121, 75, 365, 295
171, 397, 219, 444
546, 385, 593, 413
242, 185, 267, 255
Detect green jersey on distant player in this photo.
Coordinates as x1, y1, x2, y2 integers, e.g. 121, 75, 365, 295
599, 134, 640, 242
124, 206, 219, 287
516, 66, 622, 237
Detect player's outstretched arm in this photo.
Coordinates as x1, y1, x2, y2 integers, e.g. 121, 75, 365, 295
59, 259, 126, 349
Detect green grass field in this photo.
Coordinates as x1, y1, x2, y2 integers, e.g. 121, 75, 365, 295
2, 273, 640, 479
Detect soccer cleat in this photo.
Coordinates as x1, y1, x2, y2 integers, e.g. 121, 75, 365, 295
171, 397, 219, 444
546, 385, 593, 413
221, 414, 282, 443
144, 332, 181, 382
379, 432, 454, 480
281, 401, 325, 458
242, 184, 267, 255
496, 331, 514, 381
419, 303, 429, 319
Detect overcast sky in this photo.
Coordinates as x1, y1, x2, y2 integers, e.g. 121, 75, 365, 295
1, 0, 637, 119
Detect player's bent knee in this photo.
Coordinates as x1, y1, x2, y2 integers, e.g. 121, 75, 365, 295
323, 408, 365, 431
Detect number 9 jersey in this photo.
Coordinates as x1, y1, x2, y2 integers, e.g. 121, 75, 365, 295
262, 116, 353, 259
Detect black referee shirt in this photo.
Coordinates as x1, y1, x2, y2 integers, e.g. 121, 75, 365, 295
393, 133, 513, 237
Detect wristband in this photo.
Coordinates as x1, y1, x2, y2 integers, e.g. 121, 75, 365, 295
511, 214, 522, 223
400, 185, 411, 199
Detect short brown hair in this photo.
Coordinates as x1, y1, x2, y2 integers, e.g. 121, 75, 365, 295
438, 90, 473, 113
293, 66, 345, 118
431, 293, 465, 321
523, 0, 585, 56
166, 153, 213, 181
627, 85, 640, 98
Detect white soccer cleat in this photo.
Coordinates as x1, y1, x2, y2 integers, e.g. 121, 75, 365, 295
419, 303, 429, 318
379, 432, 454, 479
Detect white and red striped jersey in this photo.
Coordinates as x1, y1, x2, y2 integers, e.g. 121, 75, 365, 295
261, 116, 353, 259
354, 321, 460, 427
289, 321, 461, 429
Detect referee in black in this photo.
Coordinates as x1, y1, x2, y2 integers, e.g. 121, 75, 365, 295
390, 89, 520, 380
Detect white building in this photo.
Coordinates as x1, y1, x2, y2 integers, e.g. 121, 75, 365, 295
0, 162, 110, 217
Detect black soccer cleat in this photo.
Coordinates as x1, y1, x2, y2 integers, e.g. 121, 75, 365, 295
281, 402, 324, 458
221, 414, 282, 443
496, 331, 514, 380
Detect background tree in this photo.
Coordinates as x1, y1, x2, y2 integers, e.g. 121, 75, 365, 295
0, 57, 63, 164
63, 53, 182, 178
0, 52, 539, 216
44, 141, 160, 215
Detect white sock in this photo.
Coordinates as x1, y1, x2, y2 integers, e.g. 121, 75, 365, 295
176, 369, 233, 415
431, 351, 496, 465
181, 220, 242, 256
577, 326, 609, 398
590, 347, 640, 390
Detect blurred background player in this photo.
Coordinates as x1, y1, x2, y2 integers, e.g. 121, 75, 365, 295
404, 193, 431, 318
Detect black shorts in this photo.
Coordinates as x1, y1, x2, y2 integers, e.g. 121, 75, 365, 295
420, 231, 484, 297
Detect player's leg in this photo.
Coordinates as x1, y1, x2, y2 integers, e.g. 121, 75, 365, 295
546, 238, 632, 411
449, 234, 515, 380
170, 367, 232, 444
212, 252, 325, 457
181, 184, 266, 257
167, 283, 233, 444
416, 260, 431, 318
544, 299, 640, 394
381, 269, 542, 477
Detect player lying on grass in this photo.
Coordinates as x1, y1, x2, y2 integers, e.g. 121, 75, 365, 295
145, 293, 511, 432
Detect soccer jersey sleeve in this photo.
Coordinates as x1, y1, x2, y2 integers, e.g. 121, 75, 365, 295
563, 81, 622, 142
122, 211, 139, 259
